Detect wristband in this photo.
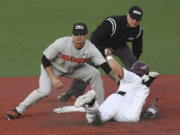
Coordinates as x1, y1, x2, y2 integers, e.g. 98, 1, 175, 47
106, 56, 113, 61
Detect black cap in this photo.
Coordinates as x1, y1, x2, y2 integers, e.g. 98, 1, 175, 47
128, 5, 143, 21
72, 22, 88, 35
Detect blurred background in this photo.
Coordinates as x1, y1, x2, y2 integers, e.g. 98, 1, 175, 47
0, 0, 179, 77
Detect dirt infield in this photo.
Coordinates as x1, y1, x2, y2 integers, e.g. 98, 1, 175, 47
0, 75, 180, 135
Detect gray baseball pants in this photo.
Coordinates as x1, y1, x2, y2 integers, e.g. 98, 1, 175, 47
16, 64, 104, 114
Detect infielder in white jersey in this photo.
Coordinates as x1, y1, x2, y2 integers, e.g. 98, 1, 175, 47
74, 48, 159, 125
5, 23, 120, 120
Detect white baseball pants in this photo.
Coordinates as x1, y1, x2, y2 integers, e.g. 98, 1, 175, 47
86, 86, 150, 123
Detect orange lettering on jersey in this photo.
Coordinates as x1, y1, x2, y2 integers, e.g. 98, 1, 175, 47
59, 54, 90, 64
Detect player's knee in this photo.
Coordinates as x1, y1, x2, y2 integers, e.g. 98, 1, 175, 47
35, 89, 51, 98
125, 114, 140, 122
90, 69, 101, 79
100, 112, 114, 122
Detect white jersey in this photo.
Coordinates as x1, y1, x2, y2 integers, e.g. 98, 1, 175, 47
117, 68, 143, 93
43, 36, 106, 73
86, 68, 150, 123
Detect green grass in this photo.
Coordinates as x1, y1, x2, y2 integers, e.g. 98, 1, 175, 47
0, 0, 180, 77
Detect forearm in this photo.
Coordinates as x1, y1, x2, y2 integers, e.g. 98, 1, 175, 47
99, 62, 119, 82
41, 55, 57, 80
44, 66, 58, 81
106, 56, 123, 79
41, 55, 63, 89
108, 70, 120, 84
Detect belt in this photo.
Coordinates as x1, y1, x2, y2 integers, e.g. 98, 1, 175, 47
117, 91, 126, 96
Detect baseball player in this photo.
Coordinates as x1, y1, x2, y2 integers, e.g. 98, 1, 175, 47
59, 5, 145, 101
5, 22, 120, 120
74, 48, 159, 125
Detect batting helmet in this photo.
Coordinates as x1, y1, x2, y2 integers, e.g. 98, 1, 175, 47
130, 61, 150, 76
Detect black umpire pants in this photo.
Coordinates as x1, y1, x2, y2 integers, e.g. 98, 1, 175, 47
64, 45, 137, 97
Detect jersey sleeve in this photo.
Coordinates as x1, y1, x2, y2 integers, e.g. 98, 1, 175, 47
43, 38, 64, 60
123, 68, 141, 83
89, 43, 106, 66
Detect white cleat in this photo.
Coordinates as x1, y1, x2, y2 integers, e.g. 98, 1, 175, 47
74, 90, 96, 108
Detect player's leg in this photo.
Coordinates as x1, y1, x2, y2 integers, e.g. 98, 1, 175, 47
123, 87, 150, 122
98, 93, 124, 122
66, 64, 104, 104
113, 45, 137, 69
83, 93, 123, 124
5, 65, 61, 120
74, 90, 103, 126
58, 62, 97, 101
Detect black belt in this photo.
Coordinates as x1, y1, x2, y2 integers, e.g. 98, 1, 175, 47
117, 91, 126, 96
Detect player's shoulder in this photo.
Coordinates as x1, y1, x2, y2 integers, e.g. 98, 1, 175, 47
54, 36, 71, 43
85, 40, 96, 49
123, 68, 142, 82
105, 15, 124, 22
104, 15, 126, 29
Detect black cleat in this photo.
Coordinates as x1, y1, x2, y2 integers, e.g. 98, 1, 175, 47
5, 109, 21, 120
91, 112, 104, 126
58, 92, 72, 101
142, 110, 158, 118
142, 98, 160, 119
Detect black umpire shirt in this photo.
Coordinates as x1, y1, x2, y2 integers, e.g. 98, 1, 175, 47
90, 15, 143, 59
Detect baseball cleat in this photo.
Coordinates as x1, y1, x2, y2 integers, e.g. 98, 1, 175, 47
142, 109, 160, 119
58, 92, 72, 101
141, 98, 160, 119
5, 108, 21, 120
91, 112, 104, 126
74, 90, 96, 108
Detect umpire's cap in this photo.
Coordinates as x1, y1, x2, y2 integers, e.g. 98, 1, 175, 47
72, 22, 88, 35
129, 5, 143, 21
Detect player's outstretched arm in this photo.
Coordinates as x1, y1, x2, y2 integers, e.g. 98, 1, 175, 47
104, 48, 123, 79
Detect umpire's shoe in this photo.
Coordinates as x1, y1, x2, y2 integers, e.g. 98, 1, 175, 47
5, 108, 22, 120
74, 90, 96, 108
58, 92, 72, 101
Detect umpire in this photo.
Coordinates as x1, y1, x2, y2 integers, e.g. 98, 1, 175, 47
59, 5, 144, 101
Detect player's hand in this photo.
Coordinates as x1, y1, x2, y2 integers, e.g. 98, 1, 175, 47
141, 74, 150, 82
142, 71, 159, 87
52, 78, 64, 89
149, 72, 159, 78
104, 48, 113, 56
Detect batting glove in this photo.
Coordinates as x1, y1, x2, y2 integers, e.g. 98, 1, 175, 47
142, 71, 159, 87
142, 74, 150, 82
149, 72, 159, 78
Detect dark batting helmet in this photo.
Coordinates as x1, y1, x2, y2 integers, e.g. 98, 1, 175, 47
130, 61, 150, 76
